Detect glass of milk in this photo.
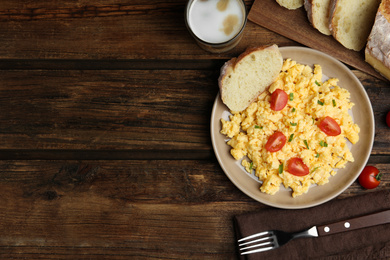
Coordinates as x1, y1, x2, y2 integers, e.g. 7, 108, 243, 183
185, 0, 247, 53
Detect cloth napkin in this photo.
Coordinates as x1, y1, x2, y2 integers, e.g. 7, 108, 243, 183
234, 190, 390, 259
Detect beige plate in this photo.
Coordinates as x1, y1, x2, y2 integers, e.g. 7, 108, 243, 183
210, 46, 375, 209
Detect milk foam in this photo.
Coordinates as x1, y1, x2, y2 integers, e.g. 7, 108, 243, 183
188, 0, 245, 44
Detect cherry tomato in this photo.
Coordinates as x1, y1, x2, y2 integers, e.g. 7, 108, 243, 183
386, 111, 390, 128
286, 157, 310, 176
358, 166, 382, 189
265, 131, 286, 152
318, 116, 341, 136
270, 89, 288, 111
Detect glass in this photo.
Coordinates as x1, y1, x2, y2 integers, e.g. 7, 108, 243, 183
185, 0, 247, 53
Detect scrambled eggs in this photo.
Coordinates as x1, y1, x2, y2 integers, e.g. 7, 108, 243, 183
220, 59, 360, 197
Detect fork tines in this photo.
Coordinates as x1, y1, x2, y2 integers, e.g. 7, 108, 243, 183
238, 231, 275, 255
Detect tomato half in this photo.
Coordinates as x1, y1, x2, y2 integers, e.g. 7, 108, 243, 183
265, 131, 286, 152
270, 89, 288, 111
286, 157, 309, 176
358, 166, 382, 189
319, 116, 341, 136
386, 111, 390, 128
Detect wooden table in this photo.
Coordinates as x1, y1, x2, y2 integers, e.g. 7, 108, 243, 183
0, 1, 388, 259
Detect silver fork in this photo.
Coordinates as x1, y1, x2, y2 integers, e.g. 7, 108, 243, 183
238, 209, 390, 255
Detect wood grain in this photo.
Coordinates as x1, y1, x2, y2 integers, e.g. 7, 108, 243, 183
0, 1, 296, 60
0, 160, 259, 259
0, 160, 388, 259
248, 0, 386, 81
0, 69, 388, 159
0, 0, 388, 258
0, 69, 218, 151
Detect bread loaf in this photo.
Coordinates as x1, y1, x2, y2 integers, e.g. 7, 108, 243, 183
304, 0, 331, 35
365, 0, 390, 81
329, 0, 381, 51
218, 45, 283, 112
276, 0, 304, 9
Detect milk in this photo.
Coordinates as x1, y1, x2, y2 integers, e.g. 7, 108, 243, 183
187, 0, 246, 44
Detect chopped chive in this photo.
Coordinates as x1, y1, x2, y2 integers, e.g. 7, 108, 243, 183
279, 163, 283, 174
290, 122, 297, 126
320, 140, 328, 147
317, 100, 324, 106
289, 93, 294, 101
304, 140, 309, 149
249, 162, 253, 170
315, 153, 320, 158
315, 80, 321, 86
311, 166, 321, 173
254, 125, 262, 129
288, 134, 294, 142
292, 108, 296, 112
332, 99, 336, 107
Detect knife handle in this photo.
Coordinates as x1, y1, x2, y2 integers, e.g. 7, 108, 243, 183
317, 209, 390, 236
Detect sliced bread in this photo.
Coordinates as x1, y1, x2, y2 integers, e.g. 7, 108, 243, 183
276, 0, 304, 9
365, 0, 390, 81
329, 0, 381, 51
218, 45, 283, 112
304, 0, 332, 35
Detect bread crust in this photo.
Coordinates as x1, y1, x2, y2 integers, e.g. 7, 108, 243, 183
329, 0, 381, 51
328, 0, 338, 37
365, 0, 390, 81
304, 0, 315, 26
218, 45, 274, 96
365, 49, 390, 80
305, 0, 332, 35
231, 45, 270, 70
218, 44, 282, 112
276, 0, 304, 9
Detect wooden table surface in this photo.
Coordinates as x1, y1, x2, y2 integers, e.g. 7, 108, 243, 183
0, 0, 389, 259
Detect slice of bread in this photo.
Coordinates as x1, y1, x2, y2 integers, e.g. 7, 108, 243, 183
304, 0, 332, 35
276, 0, 304, 9
218, 45, 283, 112
365, 0, 390, 81
329, 0, 381, 51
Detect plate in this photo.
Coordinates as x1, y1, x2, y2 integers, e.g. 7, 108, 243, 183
210, 46, 375, 209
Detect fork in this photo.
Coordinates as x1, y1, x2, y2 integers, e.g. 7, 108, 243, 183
238, 209, 390, 255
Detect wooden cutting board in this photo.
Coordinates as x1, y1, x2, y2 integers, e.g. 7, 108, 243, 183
248, 0, 386, 81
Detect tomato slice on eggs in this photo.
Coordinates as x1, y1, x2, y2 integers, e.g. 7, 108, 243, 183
270, 89, 288, 111
319, 116, 341, 136
265, 131, 286, 152
286, 157, 309, 176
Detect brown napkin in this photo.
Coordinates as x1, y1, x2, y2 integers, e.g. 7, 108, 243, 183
234, 190, 390, 259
